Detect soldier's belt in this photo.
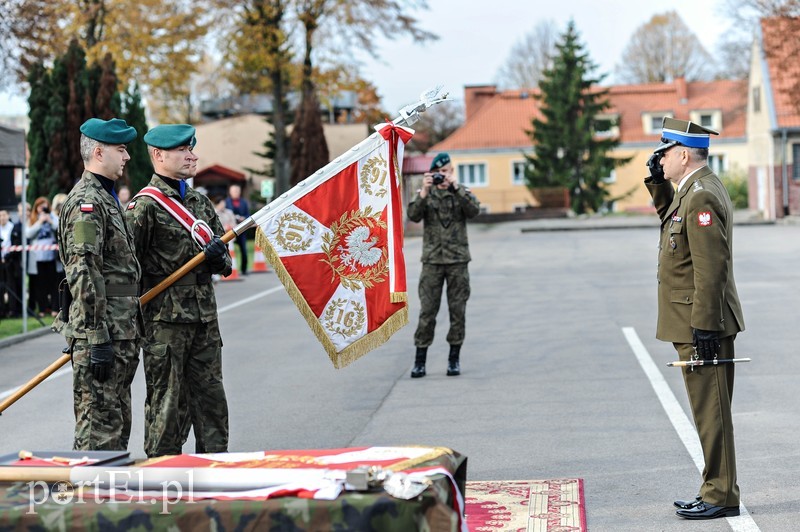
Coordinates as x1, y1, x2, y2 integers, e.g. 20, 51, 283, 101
143, 272, 211, 291
105, 284, 139, 297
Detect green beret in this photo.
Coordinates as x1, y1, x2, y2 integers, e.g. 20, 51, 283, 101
430, 152, 451, 171
144, 124, 197, 149
80, 118, 137, 144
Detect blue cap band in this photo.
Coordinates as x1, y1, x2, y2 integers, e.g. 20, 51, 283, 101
662, 130, 710, 148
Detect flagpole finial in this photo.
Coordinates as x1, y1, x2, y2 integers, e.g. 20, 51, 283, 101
397, 85, 453, 126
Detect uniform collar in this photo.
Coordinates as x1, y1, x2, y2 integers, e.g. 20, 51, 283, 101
676, 166, 706, 192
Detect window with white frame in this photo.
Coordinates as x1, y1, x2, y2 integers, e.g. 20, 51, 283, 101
458, 163, 487, 186
602, 169, 617, 184
594, 114, 619, 137
708, 154, 726, 174
512, 161, 526, 185
752, 86, 761, 113
690, 110, 722, 131
643, 113, 672, 134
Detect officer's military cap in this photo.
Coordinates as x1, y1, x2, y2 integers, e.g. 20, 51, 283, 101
654, 117, 719, 153
430, 152, 451, 171
144, 124, 197, 149
79, 118, 137, 144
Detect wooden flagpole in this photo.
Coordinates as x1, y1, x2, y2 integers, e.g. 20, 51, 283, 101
0, 86, 452, 416
0, 229, 242, 416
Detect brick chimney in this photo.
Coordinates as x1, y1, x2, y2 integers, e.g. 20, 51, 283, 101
675, 77, 688, 104
464, 85, 497, 121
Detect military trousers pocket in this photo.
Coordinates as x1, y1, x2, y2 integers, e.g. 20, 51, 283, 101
142, 340, 172, 392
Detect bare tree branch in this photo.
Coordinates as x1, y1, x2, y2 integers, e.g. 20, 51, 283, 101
495, 20, 558, 89
615, 11, 716, 83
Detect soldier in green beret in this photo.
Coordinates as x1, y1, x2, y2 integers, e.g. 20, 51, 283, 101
645, 118, 745, 520
52, 117, 143, 451
407, 152, 481, 378
125, 124, 232, 457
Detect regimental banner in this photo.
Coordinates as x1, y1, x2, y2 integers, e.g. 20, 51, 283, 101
255, 123, 413, 368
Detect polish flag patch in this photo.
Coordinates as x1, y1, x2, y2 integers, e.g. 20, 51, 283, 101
127, 201, 136, 210
80, 203, 94, 213
698, 211, 712, 226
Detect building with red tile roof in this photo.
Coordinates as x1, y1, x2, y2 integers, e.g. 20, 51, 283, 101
747, 17, 800, 218
431, 77, 748, 214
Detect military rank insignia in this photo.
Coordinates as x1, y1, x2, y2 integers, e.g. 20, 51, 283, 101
698, 211, 712, 226
80, 203, 94, 213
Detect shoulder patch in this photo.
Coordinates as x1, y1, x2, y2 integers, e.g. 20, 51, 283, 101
127, 201, 136, 210
692, 180, 704, 191
74, 220, 97, 245
80, 203, 94, 213
698, 211, 712, 227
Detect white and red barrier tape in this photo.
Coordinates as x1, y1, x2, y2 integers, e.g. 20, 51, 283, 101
0, 244, 59, 251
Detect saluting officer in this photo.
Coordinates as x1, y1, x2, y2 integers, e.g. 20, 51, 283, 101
125, 124, 231, 458
408, 152, 481, 378
53, 118, 142, 451
644, 117, 745, 520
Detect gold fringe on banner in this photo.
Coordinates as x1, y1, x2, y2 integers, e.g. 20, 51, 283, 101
390, 292, 407, 303
387, 446, 454, 472
256, 229, 408, 369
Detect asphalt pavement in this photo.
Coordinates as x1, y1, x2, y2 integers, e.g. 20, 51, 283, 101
1, 214, 798, 531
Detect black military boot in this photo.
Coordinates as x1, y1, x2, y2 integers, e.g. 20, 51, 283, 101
410, 347, 427, 378
447, 345, 461, 376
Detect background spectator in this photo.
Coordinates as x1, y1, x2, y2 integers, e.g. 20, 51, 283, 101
25, 196, 59, 316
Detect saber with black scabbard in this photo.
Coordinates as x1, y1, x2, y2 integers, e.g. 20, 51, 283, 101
667, 358, 751, 368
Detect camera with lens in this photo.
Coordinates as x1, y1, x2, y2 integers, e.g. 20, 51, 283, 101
432, 173, 445, 186
42, 207, 50, 214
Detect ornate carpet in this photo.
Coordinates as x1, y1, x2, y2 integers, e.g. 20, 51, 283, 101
464, 479, 586, 531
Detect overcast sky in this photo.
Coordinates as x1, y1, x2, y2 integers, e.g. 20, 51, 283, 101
358, 0, 734, 113
0, 0, 737, 118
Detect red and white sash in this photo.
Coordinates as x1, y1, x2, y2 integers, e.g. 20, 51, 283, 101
133, 186, 213, 247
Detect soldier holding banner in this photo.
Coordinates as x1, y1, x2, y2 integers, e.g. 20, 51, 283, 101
52, 118, 142, 451
645, 117, 745, 520
407, 152, 480, 378
126, 124, 232, 458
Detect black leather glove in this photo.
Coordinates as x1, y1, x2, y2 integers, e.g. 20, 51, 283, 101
692, 329, 720, 360
646, 153, 665, 183
89, 342, 114, 383
203, 236, 228, 274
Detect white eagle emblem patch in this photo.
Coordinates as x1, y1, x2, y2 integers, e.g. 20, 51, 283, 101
698, 211, 712, 226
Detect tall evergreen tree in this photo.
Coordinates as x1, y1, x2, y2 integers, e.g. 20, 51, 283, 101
26, 63, 53, 200
120, 83, 152, 193
26, 40, 124, 198
525, 21, 625, 214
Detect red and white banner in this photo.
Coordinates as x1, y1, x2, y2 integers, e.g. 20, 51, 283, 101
254, 123, 412, 368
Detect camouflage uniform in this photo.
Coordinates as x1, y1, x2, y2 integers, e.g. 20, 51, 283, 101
52, 171, 142, 451
126, 174, 231, 457
407, 185, 480, 347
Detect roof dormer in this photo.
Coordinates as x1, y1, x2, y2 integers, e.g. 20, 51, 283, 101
689, 109, 722, 132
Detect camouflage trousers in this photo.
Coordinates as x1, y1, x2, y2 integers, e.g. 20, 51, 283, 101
142, 320, 229, 457
71, 339, 139, 451
414, 262, 471, 348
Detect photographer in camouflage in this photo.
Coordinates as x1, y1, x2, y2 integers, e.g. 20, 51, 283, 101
53, 118, 142, 450
407, 152, 480, 378
126, 124, 232, 458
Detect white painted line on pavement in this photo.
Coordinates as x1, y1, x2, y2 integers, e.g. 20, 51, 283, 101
0, 287, 284, 402
217, 286, 284, 313
0, 367, 72, 401
622, 327, 760, 532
